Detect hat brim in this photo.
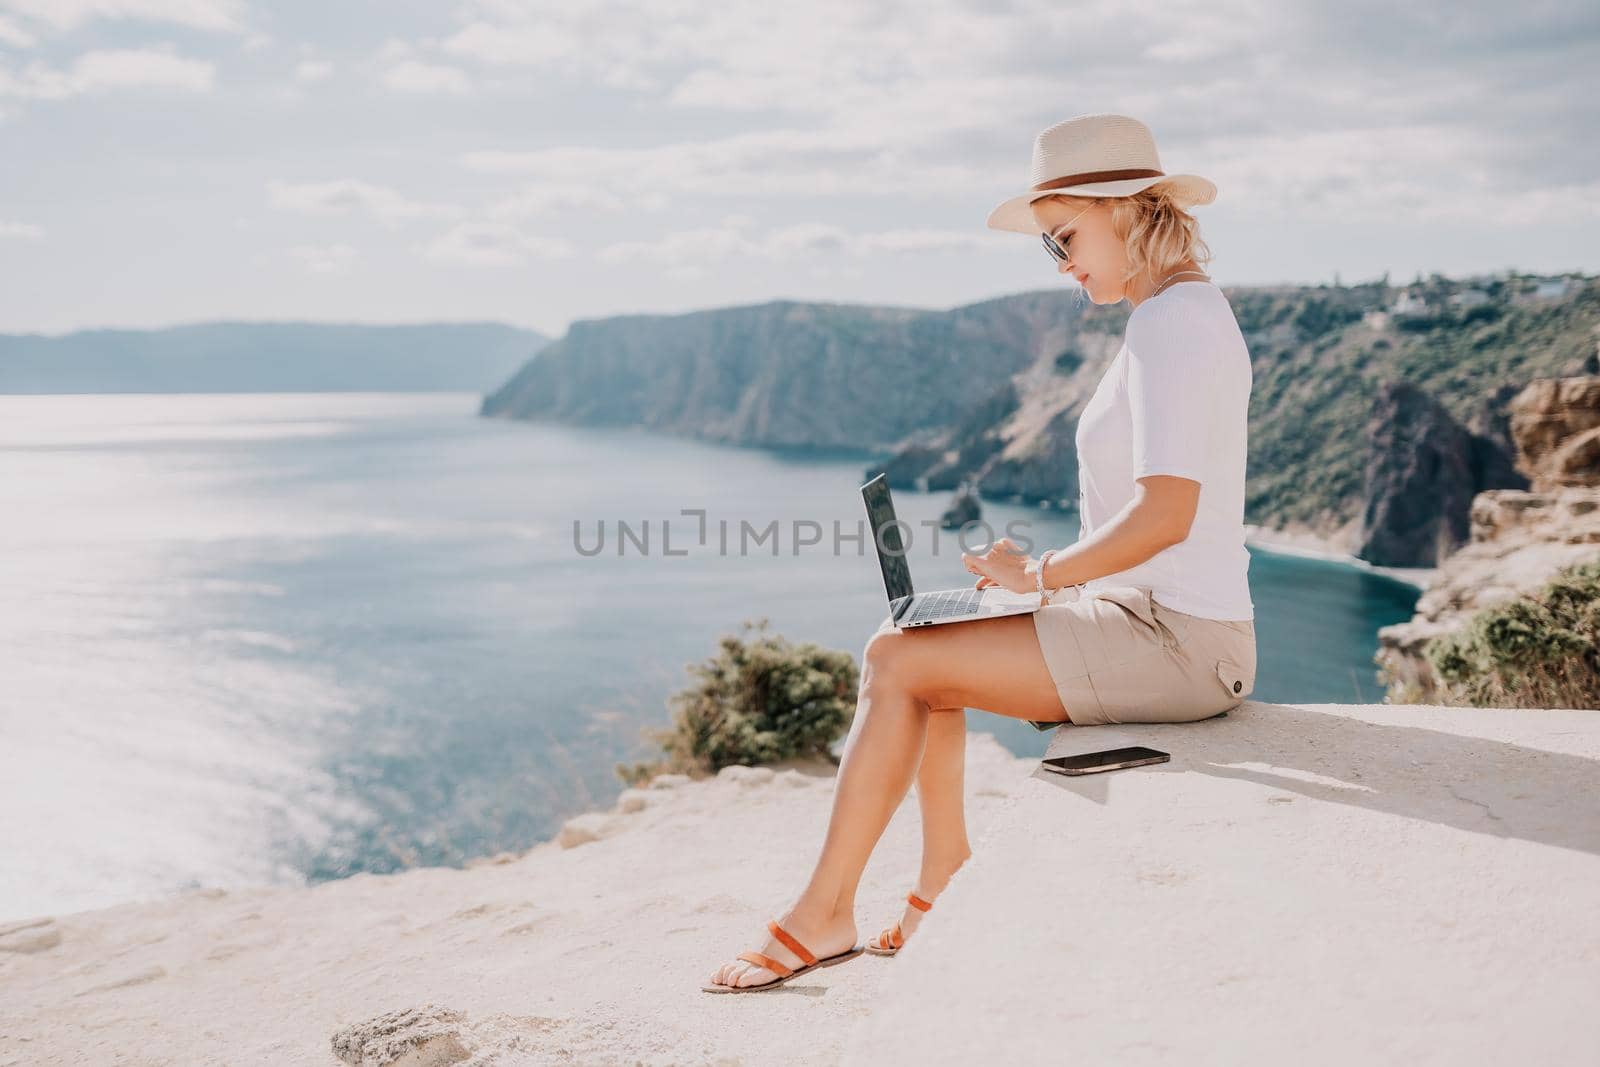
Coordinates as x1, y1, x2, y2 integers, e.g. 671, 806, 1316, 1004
984, 174, 1216, 234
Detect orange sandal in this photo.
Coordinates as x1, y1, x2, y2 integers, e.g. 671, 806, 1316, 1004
701, 917, 866, 993
863, 891, 934, 956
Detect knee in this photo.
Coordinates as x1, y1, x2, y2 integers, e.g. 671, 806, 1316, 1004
861, 630, 939, 707
862, 627, 907, 684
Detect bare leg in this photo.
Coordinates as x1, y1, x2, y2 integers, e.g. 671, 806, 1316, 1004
914, 708, 975, 883
809, 652, 933, 900
838, 699, 978, 905
859, 705, 973, 948
708, 613, 1066, 989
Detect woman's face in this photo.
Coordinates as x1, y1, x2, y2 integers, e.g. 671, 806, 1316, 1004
1030, 197, 1127, 304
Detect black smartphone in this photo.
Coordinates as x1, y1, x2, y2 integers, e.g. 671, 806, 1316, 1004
1040, 745, 1170, 776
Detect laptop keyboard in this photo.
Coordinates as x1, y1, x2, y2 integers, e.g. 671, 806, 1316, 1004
904, 588, 984, 624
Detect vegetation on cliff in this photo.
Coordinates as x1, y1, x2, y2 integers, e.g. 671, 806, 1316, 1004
616, 619, 858, 784
1381, 557, 1600, 709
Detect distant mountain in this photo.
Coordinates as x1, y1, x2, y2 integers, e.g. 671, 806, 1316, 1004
0, 322, 548, 393
480, 295, 1083, 450
481, 273, 1599, 567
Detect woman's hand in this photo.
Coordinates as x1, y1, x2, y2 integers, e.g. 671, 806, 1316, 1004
961, 536, 1036, 595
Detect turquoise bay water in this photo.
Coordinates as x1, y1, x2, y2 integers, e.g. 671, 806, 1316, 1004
0, 393, 1419, 921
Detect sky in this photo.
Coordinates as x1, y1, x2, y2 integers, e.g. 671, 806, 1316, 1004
1, 0, 1596, 337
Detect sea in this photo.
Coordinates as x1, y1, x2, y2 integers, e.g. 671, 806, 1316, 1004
0, 392, 1420, 922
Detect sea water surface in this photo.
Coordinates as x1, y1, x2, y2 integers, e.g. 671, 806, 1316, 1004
0, 392, 1420, 921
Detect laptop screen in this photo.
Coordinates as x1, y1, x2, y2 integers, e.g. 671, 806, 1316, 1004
861, 474, 913, 605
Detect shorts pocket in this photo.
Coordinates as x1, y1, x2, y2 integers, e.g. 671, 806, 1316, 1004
1214, 657, 1251, 703
1091, 585, 1172, 648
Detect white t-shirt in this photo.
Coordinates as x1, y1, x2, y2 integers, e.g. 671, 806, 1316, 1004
1072, 281, 1255, 621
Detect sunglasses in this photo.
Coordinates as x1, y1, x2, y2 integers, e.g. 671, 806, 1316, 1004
1040, 205, 1095, 265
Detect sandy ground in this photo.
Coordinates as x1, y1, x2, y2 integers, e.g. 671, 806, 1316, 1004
0, 732, 1034, 1067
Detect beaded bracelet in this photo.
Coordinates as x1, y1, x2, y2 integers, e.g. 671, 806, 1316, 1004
1035, 549, 1060, 600
1035, 548, 1086, 603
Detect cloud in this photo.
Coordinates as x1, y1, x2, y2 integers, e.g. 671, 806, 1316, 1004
0, 0, 247, 34
381, 59, 471, 96
0, 218, 43, 239
293, 59, 332, 84
375, 37, 414, 64
289, 243, 356, 275
266, 179, 465, 228
853, 228, 1003, 255
486, 183, 650, 219
3, 0, 1596, 334
593, 216, 1001, 275
438, 18, 657, 91
1201, 123, 1600, 224
0, 14, 35, 47
420, 222, 576, 267
435, 0, 1600, 227
0, 46, 214, 98
460, 126, 997, 201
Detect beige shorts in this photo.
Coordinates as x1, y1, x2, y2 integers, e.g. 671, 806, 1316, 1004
1027, 584, 1256, 728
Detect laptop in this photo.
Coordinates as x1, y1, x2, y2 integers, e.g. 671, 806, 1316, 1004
861, 473, 1045, 629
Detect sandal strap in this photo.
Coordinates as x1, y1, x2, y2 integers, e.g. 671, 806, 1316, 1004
766, 918, 818, 967
890, 922, 904, 948
907, 891, 934, 912
737, 950, 793, 978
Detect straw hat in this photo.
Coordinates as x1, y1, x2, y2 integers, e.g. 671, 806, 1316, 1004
985, 113, 1216, 235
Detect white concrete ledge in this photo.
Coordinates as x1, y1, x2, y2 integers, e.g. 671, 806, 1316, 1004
843, 700, 1600, 1067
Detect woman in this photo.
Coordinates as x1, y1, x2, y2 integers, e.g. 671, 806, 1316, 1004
703, 113, 1257, 993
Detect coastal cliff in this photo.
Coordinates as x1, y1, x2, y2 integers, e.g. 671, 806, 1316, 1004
481, 294, 1087, 451
482, 273, 1598, 571
1376, 374, 1600, 701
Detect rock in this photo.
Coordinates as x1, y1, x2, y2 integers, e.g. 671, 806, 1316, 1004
556, 812, 619, 849
867, 440, 949, 491
868, 312, 1129, 510
330, 1006, 470, 1067
0, 917, 60, 954
921, 382, 1019, 492
1509, 376, 1600, 490
717, 765, 775, 786
1464, 381, 1529, 491
614, 788, 651, 813
966, 400, 1084, 507
775, 768, 814, 788
1376, 375, 1600, 701
875, 371, 1092, 509
648, 773, 692, 790
939, 486, 982, 531
465, 851, 521, 868
1358, 380, 1523, 567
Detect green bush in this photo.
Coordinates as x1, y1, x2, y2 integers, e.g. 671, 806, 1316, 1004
615, 618, 860, 785
1421, 557, 1600, 708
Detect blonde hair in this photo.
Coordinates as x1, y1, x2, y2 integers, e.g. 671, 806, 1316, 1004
1042, 183, 1212, 286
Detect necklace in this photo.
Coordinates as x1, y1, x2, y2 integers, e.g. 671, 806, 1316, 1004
1148, 269, 1211, 301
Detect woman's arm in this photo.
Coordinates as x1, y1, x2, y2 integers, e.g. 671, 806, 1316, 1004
1038, 475, 1199, 589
